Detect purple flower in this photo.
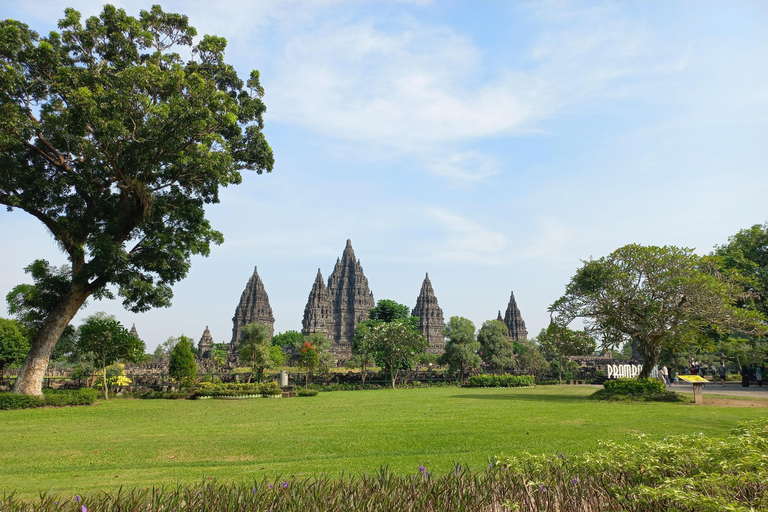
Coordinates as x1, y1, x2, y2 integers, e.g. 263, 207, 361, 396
456, 465, 461, 472
252, 488, 257, 493
558, 454, 565, 459
54, 502, 58, 506
539, 485, 547, 492
74, 496, 80, 504
571, 477, 579, 485
418, 466, 426, 473
81, 506, 87, 512
268, 484, 273, 489
488, 462, 493, 469
281, 481, 288, 489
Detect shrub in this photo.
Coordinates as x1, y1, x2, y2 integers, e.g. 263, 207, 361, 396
591, 377, 682, 402
259, 381, 281, 396
297, 389, 319, 397
465, 374, 535, 388
0, 389, 97, 410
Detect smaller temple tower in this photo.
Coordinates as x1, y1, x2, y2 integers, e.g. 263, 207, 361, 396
230, 266, 275, 350
302, 269, 334, 339
412, 273, 446, 353
502, 291, 528, 341
129, 324, 139, 339
198, 326, 214, 359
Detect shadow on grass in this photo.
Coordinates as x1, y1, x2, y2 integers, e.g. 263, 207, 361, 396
450, 393, 594, 403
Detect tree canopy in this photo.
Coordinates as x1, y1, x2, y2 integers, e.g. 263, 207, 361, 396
477, 319, 514, 371
714, 222, 768, 319
0, 5, 273, 395
550, 244, 766, 377
365, 321, 427, 388
438, 316, 479, 380
238, 323, 272, 382
537, 323, 595, 383
0, 318, 29, 383
168, 335, 196, 386
369, 300, 412, 323
74, 312, 144, 398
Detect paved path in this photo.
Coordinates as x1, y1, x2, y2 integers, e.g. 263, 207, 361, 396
670, 382, 768, 398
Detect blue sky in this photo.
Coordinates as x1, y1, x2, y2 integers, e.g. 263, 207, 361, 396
1, 0, 767, 351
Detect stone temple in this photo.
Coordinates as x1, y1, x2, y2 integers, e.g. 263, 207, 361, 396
412, 273, 446, 354
230, 267, 275, 351
198, 326, 214, 359
501, 290, 528, 341
302, 239, 375, 358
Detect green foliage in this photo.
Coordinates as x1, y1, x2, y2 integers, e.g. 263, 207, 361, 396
537, 324, 595, 383
366, 320, 428, 388
272, 330, 302, 348
0, 5, 274, 394
438, 316, 480, 378
477, 320, 514, 370
591, 377, 682, 402
304, 332, 334, 370
190, 381, 280, 398
0, 388, 96, 410
268, 345, 286, 368
550, 244, 767, 377
297, 388, 319, 397
714, 222, 768, 319
5, 261, 76, 361
74, 312, 145, 398
368, 299, 412, 323
416, 353, 440, 366
297, 341, 319, 385
238, 323, 272, 382
168, 335, 197, 386
515, 339, 550, 375
466, 374, 535, 387
0, 317, 29, 379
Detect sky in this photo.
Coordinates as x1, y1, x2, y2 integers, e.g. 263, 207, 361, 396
1, 0, 767, 352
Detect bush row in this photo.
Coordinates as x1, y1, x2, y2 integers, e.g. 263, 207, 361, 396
3, 419, 764, 511
191, 381, 281, 398
465, 374, 535, 388
0, 389, 98, 410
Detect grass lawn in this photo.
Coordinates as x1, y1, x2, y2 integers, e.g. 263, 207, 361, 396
1, 385, 766, 498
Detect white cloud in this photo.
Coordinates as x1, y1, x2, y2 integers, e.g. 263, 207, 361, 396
423, 207, 506, 264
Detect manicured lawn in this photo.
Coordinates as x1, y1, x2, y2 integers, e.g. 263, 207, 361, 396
1, 385, 765, 498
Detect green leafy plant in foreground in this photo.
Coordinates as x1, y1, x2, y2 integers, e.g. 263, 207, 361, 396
4, 418, 763, 511
0, 389, 97, 410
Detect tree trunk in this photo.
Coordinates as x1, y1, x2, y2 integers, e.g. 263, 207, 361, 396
361, 364, 367, 385
391, 368, 397, 389
558, 358, 563, 384
102, 362, 109, 400
12, 286, 90, 396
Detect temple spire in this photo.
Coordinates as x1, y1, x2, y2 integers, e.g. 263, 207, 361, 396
412, 272, 445, 353
231, 266, 275, 348
502, 290, 527, 341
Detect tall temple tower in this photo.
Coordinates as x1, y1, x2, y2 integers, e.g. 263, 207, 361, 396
198, 326, 214, 359
502, 290, 528, 341
412, 273, 446, 353
302, 269, 334, 340
230, 267, 275, 349
325, 239, 375, 357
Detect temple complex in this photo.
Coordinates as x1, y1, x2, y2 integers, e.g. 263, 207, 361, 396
302, 239, 375, 358
230, 267, 275, 351
502, 291, 528, 341
412, 273, 446, 353
198, 326, 214, 359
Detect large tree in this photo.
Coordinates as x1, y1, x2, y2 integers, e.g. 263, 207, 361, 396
438, 316, 479, 381
477, 319, 514, 371
550, 244, 765, 378
537, 323, 595, 384
366, 321, 427, 388
167, 335, 196, 387
74, 312, 145, 399
713, 222, 768, 319
0, 5, 273, 395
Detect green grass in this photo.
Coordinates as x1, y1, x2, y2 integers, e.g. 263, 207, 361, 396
1, 386, 766, 498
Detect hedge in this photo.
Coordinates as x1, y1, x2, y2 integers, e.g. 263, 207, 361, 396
0, 388, 98, 410
465, 374, 535, 388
